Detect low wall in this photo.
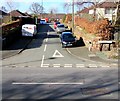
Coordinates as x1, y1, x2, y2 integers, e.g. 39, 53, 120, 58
1, 20, 21, 49
1, 17, 37, 49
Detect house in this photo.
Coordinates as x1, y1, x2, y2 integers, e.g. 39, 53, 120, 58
9, 10, 31, 21
0, 10, 10, 24
9, 10, 30, 17
0, 10, 8, 18
77, 1, 117, 21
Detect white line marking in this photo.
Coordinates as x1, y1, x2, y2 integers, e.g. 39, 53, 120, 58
45, 38, 48, 42
53, 64, 60, 67
41, 55, 45, 67
41, 64, 49, 67
41, 65, 49, 67
64, 64, 72, 67
53, 65, 60, 67
88, 54, 96, 57
47, 30, 50, 35
53, 64, 60, 65
88, 64, 97, 68
101, 65, 110, 68
76, 64, 85, 68
52, 50, 64, 57
44, 44, 47, 52
66, 48, 72, 54
12, 82, 84, 85
64, 64, 72, 65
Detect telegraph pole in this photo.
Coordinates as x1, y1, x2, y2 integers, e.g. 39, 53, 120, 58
72, 0, 74, 33
41, 0, 43, 19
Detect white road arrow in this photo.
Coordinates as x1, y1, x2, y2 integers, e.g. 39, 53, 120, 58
52, 50, 64, 57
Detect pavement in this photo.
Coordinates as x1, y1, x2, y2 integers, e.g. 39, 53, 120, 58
66, 46, 118, 64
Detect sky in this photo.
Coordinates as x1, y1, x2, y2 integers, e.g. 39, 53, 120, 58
0, 0, 75, 14
0, 0, 117, 14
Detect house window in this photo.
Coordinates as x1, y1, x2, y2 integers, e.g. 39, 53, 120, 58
105, 8, 115, 14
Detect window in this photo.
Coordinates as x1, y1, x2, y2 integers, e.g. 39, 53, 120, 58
105, 8, 115, 14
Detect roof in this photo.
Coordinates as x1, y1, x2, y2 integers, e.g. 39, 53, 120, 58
62, 32, 72, 34
0, 10, 8, 15
78, 7, 90, 13
96, 2, 116, 8
9, 10, 29, 17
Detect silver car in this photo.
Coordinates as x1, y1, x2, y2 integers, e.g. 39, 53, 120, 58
56, 24, 66, 33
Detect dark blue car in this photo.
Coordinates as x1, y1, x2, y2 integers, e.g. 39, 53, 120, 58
60, 32, 77, 48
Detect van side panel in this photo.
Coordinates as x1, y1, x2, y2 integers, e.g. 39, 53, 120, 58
22, 24, 37, 37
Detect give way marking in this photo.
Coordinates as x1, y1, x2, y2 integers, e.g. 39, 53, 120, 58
52, 50, 64, 58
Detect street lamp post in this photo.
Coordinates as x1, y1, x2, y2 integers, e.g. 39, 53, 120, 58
72, 0, 74, 33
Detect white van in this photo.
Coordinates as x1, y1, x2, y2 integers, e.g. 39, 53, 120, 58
22, 24, 37, 37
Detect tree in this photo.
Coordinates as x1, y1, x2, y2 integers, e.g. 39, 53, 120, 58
115, 1, 120, 25
29, 2, 44, 16
63, 2, 71, 13
49, 7, 58, 20
49, 7, 58, 14
0, 6, 8, 12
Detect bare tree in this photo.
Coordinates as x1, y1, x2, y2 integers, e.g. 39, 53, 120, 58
29, 2, 44, 16
6, 0, 14, 21
49, 7, 58, 19
63, 2, 71, 13
114, 1, 120, 25
49, 7, 58, 14
0, 6, 8, 12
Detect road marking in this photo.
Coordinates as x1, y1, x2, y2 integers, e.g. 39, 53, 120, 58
53, 64, 60, 67
88, 54, 96, 57
41, 64, 49, 67
12, 82, 84, 85
66, 48, 72, 54
41, 55, 45, 67
44, 44, 47, 52
45, 38, 48, 42
76, 64, 85, 68
88, 64, 98, 68
47, 30, 50, 35
64, 64, 72, 67
52, 50, 64, 57
100, 65, 110, 68
110, 63, 118, 66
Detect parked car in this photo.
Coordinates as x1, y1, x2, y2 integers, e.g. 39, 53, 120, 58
22, 24, 37, 37
54, 22, 60, 29
56, 24, 66, 33
60, 32, 77, 48
40, 19, 46, 24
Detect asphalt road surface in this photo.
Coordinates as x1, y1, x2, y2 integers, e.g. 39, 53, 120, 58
2, 23, 119, 100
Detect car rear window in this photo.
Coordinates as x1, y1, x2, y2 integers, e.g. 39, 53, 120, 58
63, 34, 74, 39
56, 22, 60, 24
58, 25, 64, 27
41, 20, 45, 21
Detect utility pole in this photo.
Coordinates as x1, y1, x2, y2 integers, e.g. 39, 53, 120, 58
41, 0, 43, 19
72, 0, 74, 33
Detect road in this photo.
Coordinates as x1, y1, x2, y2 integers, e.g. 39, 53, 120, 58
2, 23, 119, 100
